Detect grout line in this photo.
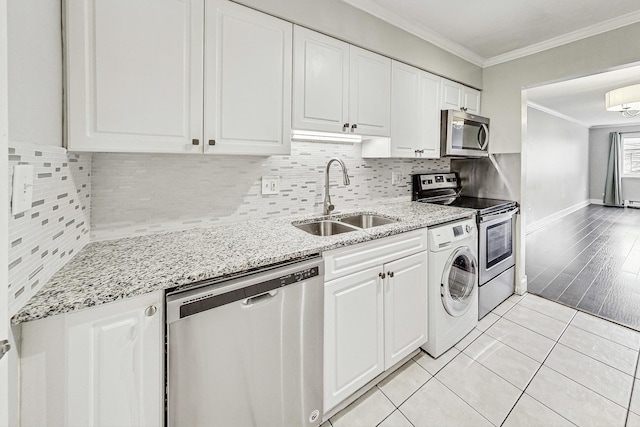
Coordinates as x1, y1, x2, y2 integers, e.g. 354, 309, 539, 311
499, 309, 578, 427
623, 349, 640, 427
424, 377, 496, 426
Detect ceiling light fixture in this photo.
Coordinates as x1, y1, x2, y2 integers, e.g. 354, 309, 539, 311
605, 84, 640, 118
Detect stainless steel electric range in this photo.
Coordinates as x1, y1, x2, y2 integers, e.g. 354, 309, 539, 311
412, 172, 519, 319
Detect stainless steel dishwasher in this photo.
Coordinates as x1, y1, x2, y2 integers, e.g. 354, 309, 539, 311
166, 257, 324, 427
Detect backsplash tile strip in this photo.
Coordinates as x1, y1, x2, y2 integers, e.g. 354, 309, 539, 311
7, 142, 91, 316
91, 140, 450, 241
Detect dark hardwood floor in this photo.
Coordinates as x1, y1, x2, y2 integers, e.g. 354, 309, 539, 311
526, 204, 640, 330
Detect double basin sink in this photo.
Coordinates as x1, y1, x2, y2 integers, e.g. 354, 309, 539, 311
293, 213, 399, 236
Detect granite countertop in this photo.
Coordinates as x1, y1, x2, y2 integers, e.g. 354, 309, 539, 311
12, 201, 475, 324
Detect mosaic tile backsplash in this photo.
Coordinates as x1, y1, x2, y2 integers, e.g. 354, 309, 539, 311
91, 141, 450, 241
7, 142, 91, 315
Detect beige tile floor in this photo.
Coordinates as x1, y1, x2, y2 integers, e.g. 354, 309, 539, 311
321, 293, 640, 427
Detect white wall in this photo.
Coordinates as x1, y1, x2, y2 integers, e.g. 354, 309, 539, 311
234, 0, 482, 89
7, 0, 62, 147
525, 107, 589, 229
589, 125, 640, 203
483, 22, 640, 155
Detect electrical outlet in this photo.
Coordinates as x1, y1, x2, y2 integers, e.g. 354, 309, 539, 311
261, 176, 280, 195
391, 171, 404, 185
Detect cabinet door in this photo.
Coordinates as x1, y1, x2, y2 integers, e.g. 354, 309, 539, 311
384, 252, 428, 369
417, 72, 441, 158
463, 88, 481, 115
441, 79, 463, 111
66, 292, 163, 427
66, 0, 204, 153
293, 26, 350, 134
390, 61, 421, 157
204, 1, 292, 155
324, 266, 384, 413
349, 46, 391, 137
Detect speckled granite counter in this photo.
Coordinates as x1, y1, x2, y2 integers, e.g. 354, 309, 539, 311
12, 201, 475, 324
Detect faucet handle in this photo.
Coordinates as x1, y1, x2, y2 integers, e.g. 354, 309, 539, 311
327, 204, 335, 213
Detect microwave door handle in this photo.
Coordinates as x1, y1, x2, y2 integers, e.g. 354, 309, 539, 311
478, 124, 489, 150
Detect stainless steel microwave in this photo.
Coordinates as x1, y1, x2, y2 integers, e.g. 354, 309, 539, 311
441, 109, 490, 157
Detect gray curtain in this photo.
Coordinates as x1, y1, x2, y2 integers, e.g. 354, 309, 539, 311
603, 132, 623, 207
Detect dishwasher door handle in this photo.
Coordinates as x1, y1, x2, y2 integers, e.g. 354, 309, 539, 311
242, 290, 278, 306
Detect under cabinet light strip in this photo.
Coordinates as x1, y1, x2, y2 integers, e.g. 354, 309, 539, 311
291, 130, 362, 143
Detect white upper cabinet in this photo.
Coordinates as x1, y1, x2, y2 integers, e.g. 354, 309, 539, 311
389, 61, 421, 158
418, 72, 442, 158
349, 46, 392, 137
204, 2, 292, 155
66, 0, 292, 156
293, 26, 391, 137
364, 61, 440, 158
293, 26, 350, 134
66, 0, 204, 153
441, 78, 481, 115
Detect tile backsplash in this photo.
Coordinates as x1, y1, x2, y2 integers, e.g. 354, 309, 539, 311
7, 142, 91, 315
91, 141, 450, 241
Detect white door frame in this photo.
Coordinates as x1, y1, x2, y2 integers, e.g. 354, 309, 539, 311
1, 1, 11, 425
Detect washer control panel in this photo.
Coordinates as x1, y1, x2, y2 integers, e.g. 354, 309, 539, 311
428, 218, 477, 251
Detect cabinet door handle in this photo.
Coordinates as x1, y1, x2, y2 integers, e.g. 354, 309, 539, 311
343, 123, 350, 132
0, 340, 10, 361
461, 107, 468, 112
144, 305, 157, 317
389, 272, 394, 278
192, 139, 200, 146
208, 139, 216, 146
379, 272, 386, 279
350, 124, 358, 133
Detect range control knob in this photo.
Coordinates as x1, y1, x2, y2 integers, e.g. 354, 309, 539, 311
465, 224, 473, 233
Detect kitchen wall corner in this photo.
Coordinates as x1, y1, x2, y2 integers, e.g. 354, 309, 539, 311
90, 140, 451, 241
7, 142, 91, 316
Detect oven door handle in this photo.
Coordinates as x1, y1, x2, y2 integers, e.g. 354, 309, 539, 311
479, 207, 519, 223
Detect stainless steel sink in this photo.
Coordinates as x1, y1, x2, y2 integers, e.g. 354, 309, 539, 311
293, 220, 360, 236
339, 214, 398, 229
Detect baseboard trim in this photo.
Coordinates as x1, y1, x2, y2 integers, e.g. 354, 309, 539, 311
590, 198, 604, 205
526, 200, 591, 235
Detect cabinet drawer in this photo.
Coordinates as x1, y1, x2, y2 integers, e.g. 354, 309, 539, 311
324, 229, 427, 281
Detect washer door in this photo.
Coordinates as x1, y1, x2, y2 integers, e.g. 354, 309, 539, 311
441, 246, 478, 317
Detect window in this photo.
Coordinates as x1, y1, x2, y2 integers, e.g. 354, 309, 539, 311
622, 133, 640, 176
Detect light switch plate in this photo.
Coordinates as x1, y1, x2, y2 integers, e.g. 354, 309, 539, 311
261, 176, 280, 195
12, 164, 34, 215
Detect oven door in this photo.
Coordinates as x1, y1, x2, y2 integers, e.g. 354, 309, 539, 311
478, 209, 517, 285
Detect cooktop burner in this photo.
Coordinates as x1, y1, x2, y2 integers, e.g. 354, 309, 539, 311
412, 172, 517, 216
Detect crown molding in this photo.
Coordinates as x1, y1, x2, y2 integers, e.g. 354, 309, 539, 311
527, 102, 591, 128
476, 10, 640, 67
590, 122, 640, 130
342, 1, 640, 69
341, 0, 485, 67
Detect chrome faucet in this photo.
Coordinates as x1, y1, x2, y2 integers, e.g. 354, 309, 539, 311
323, 158, 351, 215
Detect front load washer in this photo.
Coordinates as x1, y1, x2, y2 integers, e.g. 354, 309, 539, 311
422, 218, 479, 358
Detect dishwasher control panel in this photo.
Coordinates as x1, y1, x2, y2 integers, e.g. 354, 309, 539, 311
170, 264, 320, 320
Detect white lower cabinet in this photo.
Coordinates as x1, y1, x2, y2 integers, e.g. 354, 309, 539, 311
324, 266, 385, 412
323, 231, 428, 413
20, 291, 163, 427
383, 252, 428, 369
